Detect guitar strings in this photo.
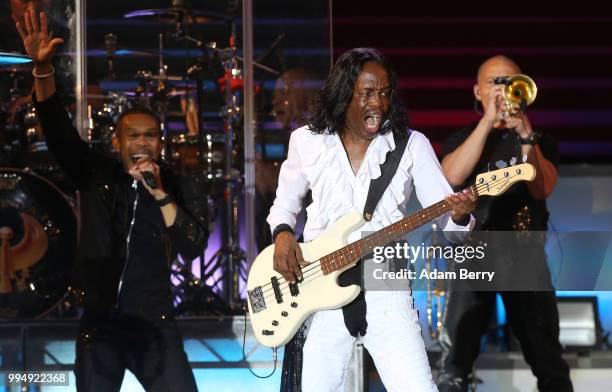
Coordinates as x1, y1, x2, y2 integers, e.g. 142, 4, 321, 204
255, 172, 523, 302
259, 203, 449, 299
257, 174, 517, 300
262, 196, 456, 293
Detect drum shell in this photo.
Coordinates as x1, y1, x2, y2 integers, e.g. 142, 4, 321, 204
0, 168, 77, 318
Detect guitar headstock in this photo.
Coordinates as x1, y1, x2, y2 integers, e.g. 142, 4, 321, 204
474, 163, 536, 196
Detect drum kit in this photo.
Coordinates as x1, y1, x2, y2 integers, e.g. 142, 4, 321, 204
0, 1, 280, 318
1, 55, 79, 318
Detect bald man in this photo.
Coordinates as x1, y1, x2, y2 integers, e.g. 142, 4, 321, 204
437, 55, 572, 392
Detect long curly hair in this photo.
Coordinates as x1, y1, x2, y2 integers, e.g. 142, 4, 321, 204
308, 48, 409, 137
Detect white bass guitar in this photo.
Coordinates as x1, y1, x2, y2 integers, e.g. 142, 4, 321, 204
247, 163, 535, 348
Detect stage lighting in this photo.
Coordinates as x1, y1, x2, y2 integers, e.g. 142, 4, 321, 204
557, 296, 601, 350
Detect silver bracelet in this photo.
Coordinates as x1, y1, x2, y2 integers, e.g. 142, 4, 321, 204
32, 64, 55, 78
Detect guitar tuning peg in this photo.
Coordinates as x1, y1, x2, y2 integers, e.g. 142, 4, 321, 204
509, 157, 517, 166
522, 154, 528, 163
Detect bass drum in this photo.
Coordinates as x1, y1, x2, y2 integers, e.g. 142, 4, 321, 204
0, 168, 77, 318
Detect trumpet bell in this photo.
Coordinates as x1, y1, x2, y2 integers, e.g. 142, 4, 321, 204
505, 73, 537, 112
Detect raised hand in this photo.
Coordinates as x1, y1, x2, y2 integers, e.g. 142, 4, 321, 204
482, 84, 505, 125
13, 10, 63, 65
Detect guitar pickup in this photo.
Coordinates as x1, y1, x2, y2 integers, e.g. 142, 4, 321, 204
271, 277, 283, 304
247, 286, 266, 313
289, 282, 299, 297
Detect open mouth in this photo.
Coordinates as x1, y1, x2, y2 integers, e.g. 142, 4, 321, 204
364, 113, 382, 133
130, 153, 152, 164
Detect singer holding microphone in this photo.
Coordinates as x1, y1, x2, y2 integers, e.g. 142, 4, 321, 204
16, 11, 207, 392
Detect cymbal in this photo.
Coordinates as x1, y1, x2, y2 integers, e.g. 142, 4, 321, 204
123, 85, 195, 98
0, 52, 32, 66
124, 8, 233, 25
92, 48, 157, 57
135, 70, 184, 82
56, 49, 157, 58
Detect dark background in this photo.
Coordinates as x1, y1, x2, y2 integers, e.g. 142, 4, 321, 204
332, 0, 612, 162
2, 0, 611, 162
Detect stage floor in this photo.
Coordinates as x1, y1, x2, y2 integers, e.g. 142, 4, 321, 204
0, 317, 610, 391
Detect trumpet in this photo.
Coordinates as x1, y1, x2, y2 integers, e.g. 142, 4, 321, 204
493, 73, 537, 116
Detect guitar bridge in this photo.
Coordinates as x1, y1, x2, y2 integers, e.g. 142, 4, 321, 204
248, 287, 266, 313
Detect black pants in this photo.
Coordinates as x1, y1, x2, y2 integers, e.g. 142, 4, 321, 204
75, 316, 198, 392
438, 290, 572, 392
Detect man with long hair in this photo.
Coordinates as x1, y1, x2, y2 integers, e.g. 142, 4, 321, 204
267, 47, 477, 392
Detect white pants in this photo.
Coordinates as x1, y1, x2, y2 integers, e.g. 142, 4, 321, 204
302, 291, 438, 392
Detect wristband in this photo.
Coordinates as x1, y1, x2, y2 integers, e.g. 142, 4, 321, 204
155, 194, 173, 207
272, 224, 294, 242
32, 64, 55, 78
519, 132, 541, 145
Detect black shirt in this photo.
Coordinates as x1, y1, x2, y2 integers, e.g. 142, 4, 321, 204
443, 123, 559, 231
115, 176, 174, 318
34, 94, 208, 322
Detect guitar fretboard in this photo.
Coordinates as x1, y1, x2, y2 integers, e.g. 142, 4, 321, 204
320, 184, 478, 275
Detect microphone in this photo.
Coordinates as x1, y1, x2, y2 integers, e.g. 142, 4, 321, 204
142, 172, 158, 189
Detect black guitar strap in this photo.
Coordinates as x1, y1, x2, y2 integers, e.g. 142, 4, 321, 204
363, 130, 410, 221
341, 130, 410, 337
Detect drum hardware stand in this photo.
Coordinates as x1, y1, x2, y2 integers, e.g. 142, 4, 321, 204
104, 33, 118, 80
170, 22, 247, 310
133, 33, 173, 159
134, 70, 153, 108
176, 35, 280, 75
204, 27, 247, 310
174, 18, 280, 310
154, 32, 171, 161
171, 257, 231, 315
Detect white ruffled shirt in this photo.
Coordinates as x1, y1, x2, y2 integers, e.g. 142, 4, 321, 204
267, 126, 474, 244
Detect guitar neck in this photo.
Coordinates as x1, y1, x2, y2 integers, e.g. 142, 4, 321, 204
320, 184, 478, 275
